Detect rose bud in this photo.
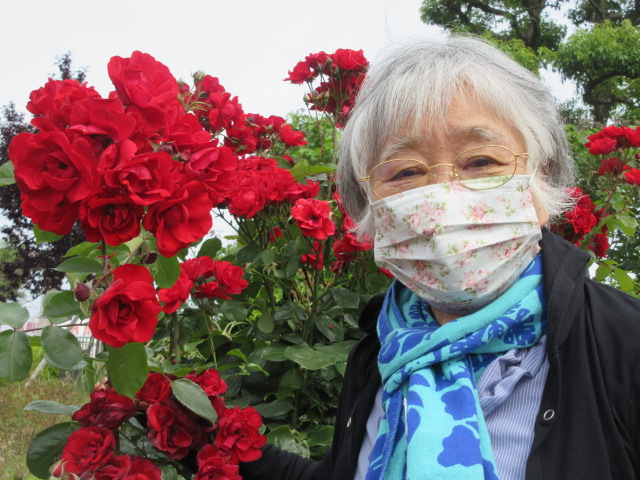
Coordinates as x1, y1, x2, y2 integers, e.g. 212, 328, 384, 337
141, 251, 158, 265
74, 282, 91, 302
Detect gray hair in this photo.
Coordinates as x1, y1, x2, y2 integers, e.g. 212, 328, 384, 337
337, 35, 575, 240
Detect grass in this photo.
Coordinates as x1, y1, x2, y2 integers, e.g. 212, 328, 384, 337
0, 376, 88, 480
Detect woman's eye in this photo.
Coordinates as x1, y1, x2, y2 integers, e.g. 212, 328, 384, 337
391, 167, 424, 181
463, 156, 498, 170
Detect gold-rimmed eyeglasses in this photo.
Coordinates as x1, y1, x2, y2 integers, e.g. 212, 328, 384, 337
359, 144, 529, 198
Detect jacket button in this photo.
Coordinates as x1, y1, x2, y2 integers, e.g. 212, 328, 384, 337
347, 417, 352, 428
543, 409, 555, 421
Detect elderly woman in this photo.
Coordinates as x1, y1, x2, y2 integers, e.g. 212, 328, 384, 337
242, 36, 640, 480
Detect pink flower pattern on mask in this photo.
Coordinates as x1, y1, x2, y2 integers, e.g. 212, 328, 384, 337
371, 176, 541, 314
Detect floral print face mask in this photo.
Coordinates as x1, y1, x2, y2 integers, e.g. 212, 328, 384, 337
371, 176, 542, 315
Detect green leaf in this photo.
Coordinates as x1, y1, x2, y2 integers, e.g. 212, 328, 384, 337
107, 342, 148, 398
594, 263, 609, 282
220, 300, 248, 321
64, 241, 99, 258
33, 225, 62, 244
261, 249, 275, 264
267, 425, 310, 457
616, 214, 637, 237
227, 348, 248, 362
253, 399, 294, 418
251, 344, 288, 362
41, 326, 85, 370
0, 160, 15, 185
27, 422, 80, 479
153, 254, 180, 288
171, 378, 218, 423
0, 330, 32, 381
613, 267, 635, 293
55, 257, 103, 274
237, 244, 262, 264
257, 314, 275, 334
159, 465, 180, 480
284, 343, 336, 370
198, 238, 222, 258
42, 291, 83, 321
305, 424, 334, 447
331, 288, 360, 310
286, 257, 300, 278
24, 400, 80, 416
0, 302, 29, 329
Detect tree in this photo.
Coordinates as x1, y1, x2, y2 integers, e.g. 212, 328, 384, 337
419, 0, 640, 123
0, 53, 87, 301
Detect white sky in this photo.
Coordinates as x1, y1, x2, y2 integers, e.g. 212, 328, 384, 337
0, 0, 574, 119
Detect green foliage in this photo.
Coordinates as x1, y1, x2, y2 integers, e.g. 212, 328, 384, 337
420, 0, 640, 123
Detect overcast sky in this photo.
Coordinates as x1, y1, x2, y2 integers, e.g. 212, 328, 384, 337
0, 0, 574, 119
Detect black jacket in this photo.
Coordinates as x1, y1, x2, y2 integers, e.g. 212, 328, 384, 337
242, 232, 640, 479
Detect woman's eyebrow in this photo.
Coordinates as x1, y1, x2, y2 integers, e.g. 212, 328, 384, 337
449, 126, 509, 144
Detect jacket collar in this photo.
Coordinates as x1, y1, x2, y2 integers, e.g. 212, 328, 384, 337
539, 229, 590, 350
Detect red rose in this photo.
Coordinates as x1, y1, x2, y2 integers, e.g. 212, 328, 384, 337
59, 426, 115, 475
94, 455, 162, 480
67, 97, 138, 142
158, 273, 194, 314
227, 184, 264, 218
597, 157, 629, 176
305, 51, 331, 73
623, 168, 640, 186
27, 78, 101, 132
565, 203, 597, 235
214, 406, 266, 463
143, 180, 213, 257
72, 387, 136, 429
9, 131, 98, 234
331, 49, 368, 72
195, 445, 242, 480
195, 75, 245, 131
284, 61, 315, 84
291, 198, 335, 240
79, 189, 144, 246
161, 112, 212, 151
585, 132, 617, 155
90, 264, 161, 348
593, 232, 610, 258
107, 51, 180, 130
147, 399, 207, 460
285, 180, 320, 203
136, 373, 172, 404
278, 124, 307, 147
186, 146, 238, 206
301, 241, 324, 270
103, 150, 181, 206
187, 368, 228, 397
194, 261, 248, 300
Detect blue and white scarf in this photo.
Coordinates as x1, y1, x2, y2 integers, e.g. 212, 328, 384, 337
366, 255, 545, 480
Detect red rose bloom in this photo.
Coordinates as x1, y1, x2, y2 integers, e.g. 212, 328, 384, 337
90, 264, 161, 348
79, 189, 144, 246
187, 368, 228, 397
143, 180, 213, 257
158, 273, 194, 314
285, 61, 315, 84
67, 97, 138, 142
278, 124, 307, 147
161, 112, 212, 151
27, 78, 101, 132
186, 146, 238, 206
331, 49, 368, 72
623, 168, 640, 186
597, 157, 629, 176
585, 132, 617, 155
136, 372, 172, 404
291, 198, 335, 240
285, 180, 321, 203
214, 406, 266, 463
108, 51, 179, 130
94, 455, 162, 480
103, 149, 181, 206
147, 399, 207, 460
59, 426, 115, 475
565, 203, 597, 235
301, 241, 324, 270
195, 445, 242, 480
194, 261, 249, 300
72, 387, 136, 429
9, 131, 98, 234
